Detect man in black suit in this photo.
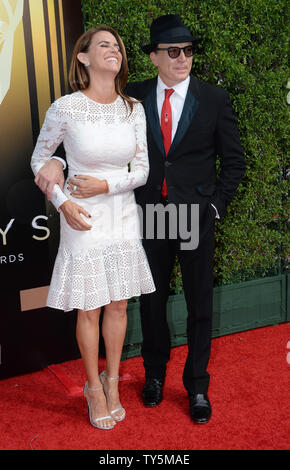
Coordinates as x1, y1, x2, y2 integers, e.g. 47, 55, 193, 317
34, 15, 245, 423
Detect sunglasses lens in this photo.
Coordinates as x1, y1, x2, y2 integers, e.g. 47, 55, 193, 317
184, 46, 193, 57
168, 47, 180, 58
167, 46, 193, 58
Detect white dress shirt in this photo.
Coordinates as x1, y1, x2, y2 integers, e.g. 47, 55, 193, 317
157, 75, 219, 219
156, 75, 190, 141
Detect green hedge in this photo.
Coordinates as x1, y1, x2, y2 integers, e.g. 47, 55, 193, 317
82, 0, 289, 289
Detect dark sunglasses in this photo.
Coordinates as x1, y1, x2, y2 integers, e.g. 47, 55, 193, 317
155, 45, 194, 59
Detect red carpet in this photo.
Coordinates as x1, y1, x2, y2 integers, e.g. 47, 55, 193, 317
0, 323, 289, 450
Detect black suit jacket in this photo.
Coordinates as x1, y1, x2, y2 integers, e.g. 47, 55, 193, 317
125, 75, 245, 239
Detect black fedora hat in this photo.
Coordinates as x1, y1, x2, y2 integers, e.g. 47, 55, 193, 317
141, 14, 201, 54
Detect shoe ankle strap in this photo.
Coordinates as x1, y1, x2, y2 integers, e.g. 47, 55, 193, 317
84, 382, 103, 392
101, 370, 119, 381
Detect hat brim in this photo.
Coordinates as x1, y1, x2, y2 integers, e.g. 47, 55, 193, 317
141, 35, 201, 54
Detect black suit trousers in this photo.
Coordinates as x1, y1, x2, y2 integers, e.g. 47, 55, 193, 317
140, 205, 215, 394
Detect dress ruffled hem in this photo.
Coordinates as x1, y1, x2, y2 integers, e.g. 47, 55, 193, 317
46, 240, 155, 312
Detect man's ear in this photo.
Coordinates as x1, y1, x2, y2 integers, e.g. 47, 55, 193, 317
149, 51, 158, 67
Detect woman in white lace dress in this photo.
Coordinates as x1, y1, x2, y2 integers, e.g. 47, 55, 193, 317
31, 26, 155, 430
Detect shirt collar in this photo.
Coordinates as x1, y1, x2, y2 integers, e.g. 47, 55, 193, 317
157, 75, 190, 99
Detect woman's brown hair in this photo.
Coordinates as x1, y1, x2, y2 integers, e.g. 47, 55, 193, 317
69, 26, 135, 112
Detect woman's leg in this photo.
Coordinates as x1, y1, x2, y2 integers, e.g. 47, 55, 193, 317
76, 308, 115, 428
101, 299, 128, 420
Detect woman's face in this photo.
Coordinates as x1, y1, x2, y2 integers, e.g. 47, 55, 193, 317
78, 30, 122, 77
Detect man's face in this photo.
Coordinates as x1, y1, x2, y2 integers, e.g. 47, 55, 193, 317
150, 42, 193, 87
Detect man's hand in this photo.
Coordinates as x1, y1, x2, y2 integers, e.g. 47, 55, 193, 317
34, 159, 65, 200
59, 200, 92, 231
68, 175, 109, 198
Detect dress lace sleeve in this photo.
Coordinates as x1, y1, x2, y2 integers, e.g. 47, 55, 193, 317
106, 102, 149, 194
31, 100, 68, 210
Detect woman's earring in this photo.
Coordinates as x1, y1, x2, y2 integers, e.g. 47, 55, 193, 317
85, 62, 90, 67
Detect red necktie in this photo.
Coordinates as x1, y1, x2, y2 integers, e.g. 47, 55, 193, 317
161, 88, 174, 198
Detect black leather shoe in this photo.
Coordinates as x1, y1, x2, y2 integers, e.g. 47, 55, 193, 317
189, 393, 212, 424
142, 378, 165, 407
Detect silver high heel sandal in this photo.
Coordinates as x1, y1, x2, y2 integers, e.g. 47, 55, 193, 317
99, 371, 126, 422
83, 381, 116, 430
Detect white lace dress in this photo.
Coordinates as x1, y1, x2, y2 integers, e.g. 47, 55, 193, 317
31, 91, 155, 311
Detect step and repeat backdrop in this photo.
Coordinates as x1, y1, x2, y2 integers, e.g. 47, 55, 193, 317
0, 0, 83, 379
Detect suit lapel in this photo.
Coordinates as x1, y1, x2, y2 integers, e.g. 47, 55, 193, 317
143, 75, 200, 157
168, 75, 199, 156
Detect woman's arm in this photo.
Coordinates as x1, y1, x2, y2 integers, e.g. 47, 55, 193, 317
31, 100, 92, 231
31, 100, 69, 210
106, 103, 149, 194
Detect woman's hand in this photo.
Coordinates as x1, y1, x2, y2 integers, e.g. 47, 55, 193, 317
68, 175, 109, 198
59, 200, 92, 231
